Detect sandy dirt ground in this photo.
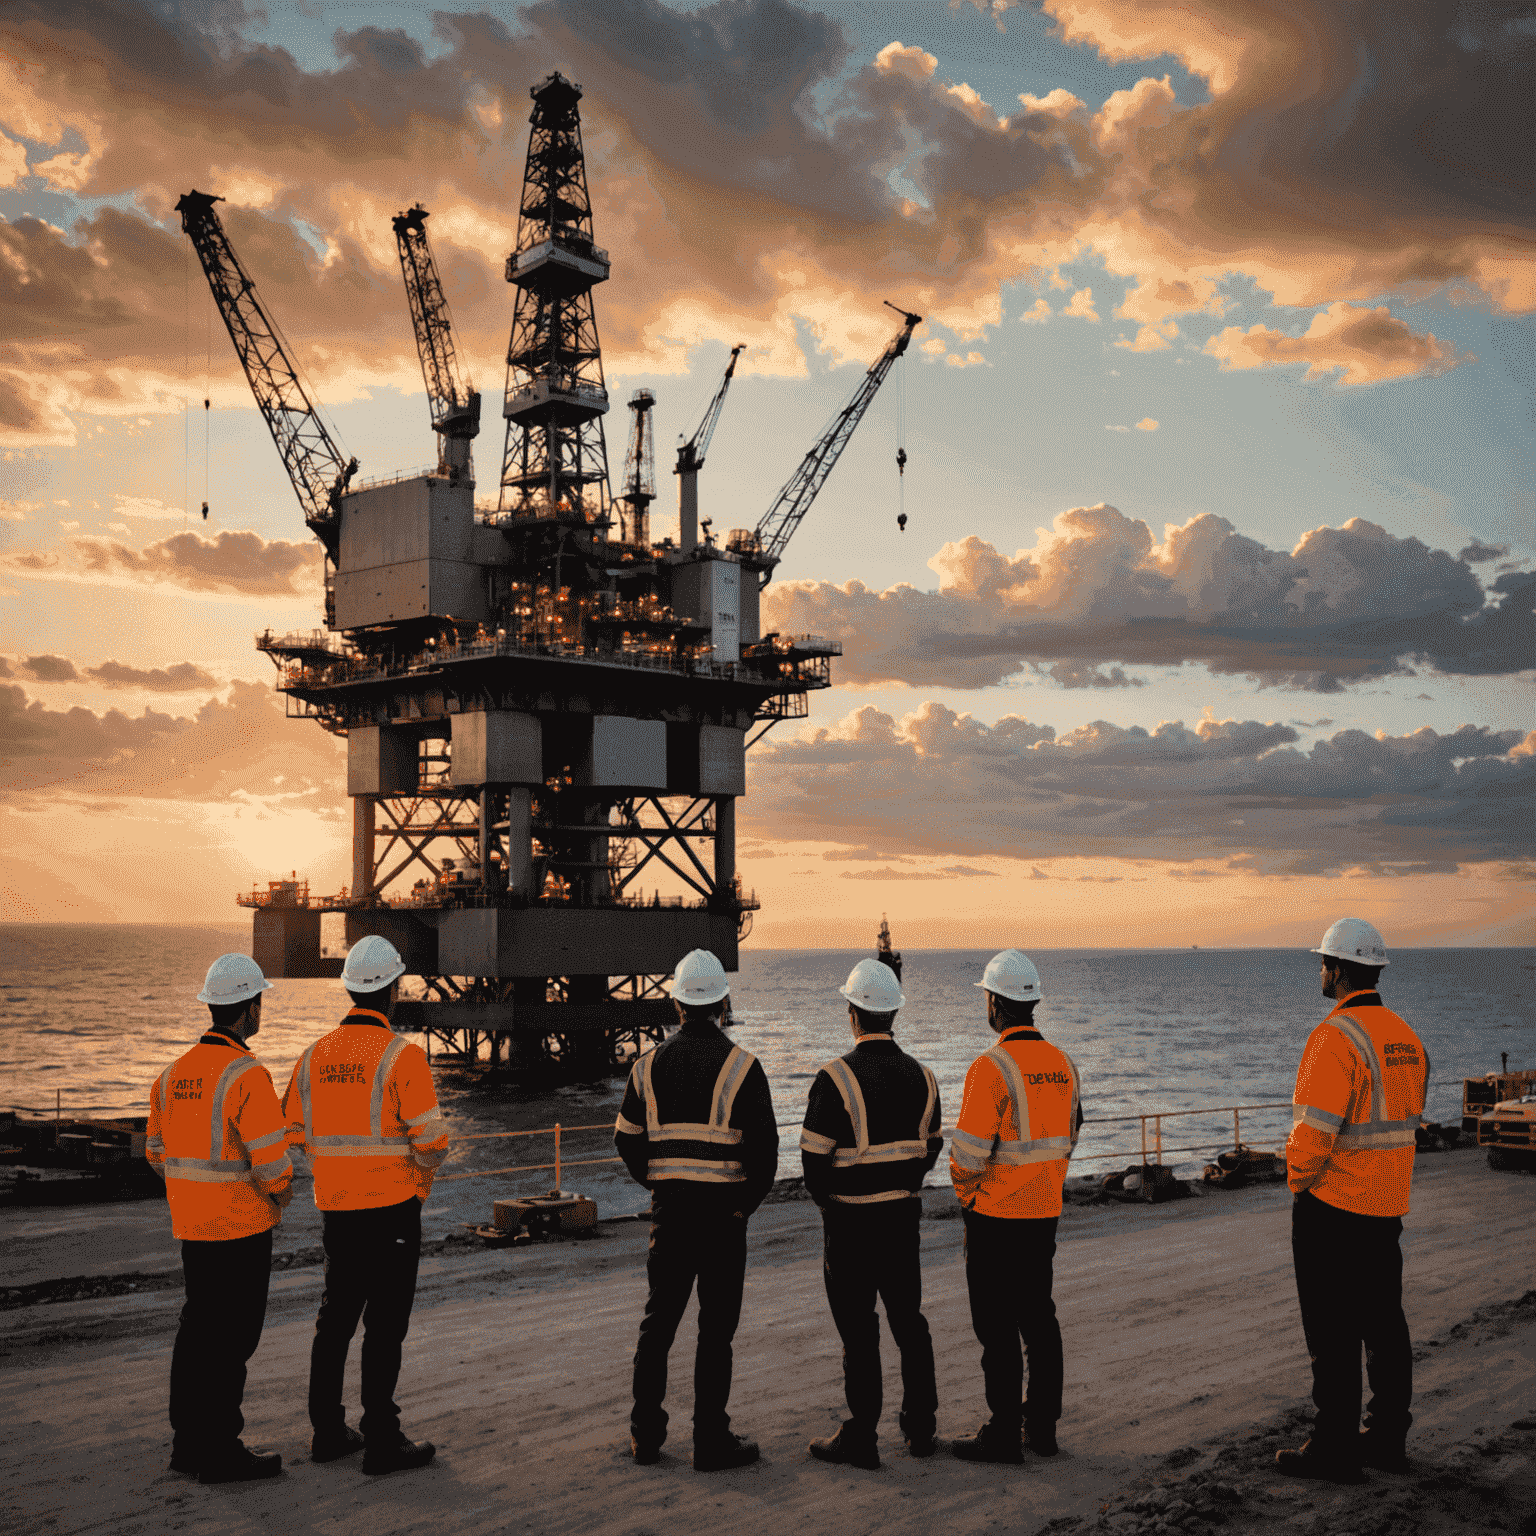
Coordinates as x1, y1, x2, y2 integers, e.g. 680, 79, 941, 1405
2, 1145, 1532, 1536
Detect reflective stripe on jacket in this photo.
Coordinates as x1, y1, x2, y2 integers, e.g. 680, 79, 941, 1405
613, 1022, 780, 1207
1286, 992, 1428, 1217
621, 1040, 754, 1183
282, 1007, 449, 1211
146, 1032, 293, 1241
799, 1037, 943, 1206
950, 1027, 1081, 1218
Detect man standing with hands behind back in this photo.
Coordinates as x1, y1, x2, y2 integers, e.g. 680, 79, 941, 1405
949, 949, 1082, 1465
800, 958, 943, 1470
1278, 918, 1429, 1484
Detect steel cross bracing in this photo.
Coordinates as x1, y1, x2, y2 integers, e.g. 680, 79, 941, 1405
393, 205, 480, 478
175, 191, 357, 556
753, 303, 921, 578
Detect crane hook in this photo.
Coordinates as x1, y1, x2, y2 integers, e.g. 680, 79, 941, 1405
897, 513, 907, 532
896, 447, 907, 476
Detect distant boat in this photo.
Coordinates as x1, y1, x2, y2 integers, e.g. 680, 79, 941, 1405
877, 914, 903, 982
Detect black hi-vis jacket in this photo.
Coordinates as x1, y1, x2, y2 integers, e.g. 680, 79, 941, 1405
799, 1035, 944, 1208
614, 1022, 779, 1215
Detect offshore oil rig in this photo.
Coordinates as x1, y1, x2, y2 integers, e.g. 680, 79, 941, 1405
178, 72, 918, 1076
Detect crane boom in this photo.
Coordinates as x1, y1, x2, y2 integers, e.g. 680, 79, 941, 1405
676, 343, 744, 476
674, 343, 744, 553
175, 191, 357, 555
392, 204, 480, 483
753, 303, 919, 579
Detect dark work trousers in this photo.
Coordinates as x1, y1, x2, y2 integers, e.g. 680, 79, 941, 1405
821, 1199, 937, 1445
309, 1197, 422, 1444
169, 1226, 274, 1465
630, 1201, 748, 1448
961, 1208, 1063, 1430
1292, 1190, 1412, 1454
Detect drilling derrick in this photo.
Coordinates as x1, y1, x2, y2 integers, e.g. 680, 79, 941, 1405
498, 71, 611, 535
618, 390, 656, 546
393, 205, 480, 485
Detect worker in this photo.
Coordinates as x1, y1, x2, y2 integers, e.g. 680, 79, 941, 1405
614, 949, 778, 1472
146, 953, 292, 1484
799, 959, 943, 1470
1277, 918, 1429, 1483
949, 950, 1082, 1464
282, 935, 449, 1477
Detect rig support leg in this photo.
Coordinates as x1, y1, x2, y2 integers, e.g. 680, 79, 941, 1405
714, 795, 736, 898
505, 790, 533, 899
352, 796, 376, 898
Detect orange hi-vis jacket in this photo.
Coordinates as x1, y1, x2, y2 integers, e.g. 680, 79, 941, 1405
1287, 990, 1429, 1218
950, 1026, 1082, 1219
146, 1031, 294, 1241
283, 1007, 450, 1211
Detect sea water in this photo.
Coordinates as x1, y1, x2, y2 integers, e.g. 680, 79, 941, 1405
1, 926, 1530, 1218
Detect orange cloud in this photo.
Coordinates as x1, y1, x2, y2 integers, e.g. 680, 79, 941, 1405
1204, 302, 1469, 384
4, 528, 322, 596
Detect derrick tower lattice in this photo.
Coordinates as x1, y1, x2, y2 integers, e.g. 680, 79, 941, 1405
498, 73, 612, 527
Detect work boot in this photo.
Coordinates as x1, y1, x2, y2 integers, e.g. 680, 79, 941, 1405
630, 1434, 661, 1465
361, 1433, 436, 1477
904, 1432, 937, 1459
198, 1446, 283, 1485
808, 1429, 880, 1470
311, 1424, 365, 1464
692, 1432, 759, 1472
1358, 1430, 1409, 1472
1274, 1439, 1366, 1484
167, 1448, 201, 1476
1023, 1422, 1059, 1457
951, 1423, 1024, 1465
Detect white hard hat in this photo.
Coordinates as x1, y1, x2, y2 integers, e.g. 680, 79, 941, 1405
839, 958, 906, 1012
976, 949, 1043, 1003
342, 934, 407, 993
1312, 918, 1389, 968
197, 953, 272, 1006
670, 948, 730, 1006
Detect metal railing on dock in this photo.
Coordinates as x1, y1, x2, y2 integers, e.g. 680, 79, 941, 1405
426, 1101, 1301, 1192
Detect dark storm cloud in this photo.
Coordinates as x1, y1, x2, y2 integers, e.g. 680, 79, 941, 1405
745, 701, 1535, 873
3, 0, 1530, 440
764, 507, 1535, 692
1459, 540, 1511, 564
22, 654, 78, 682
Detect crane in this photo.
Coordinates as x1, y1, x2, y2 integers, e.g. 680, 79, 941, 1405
618, 389, 657, 545
752, 301, 920, 584
674, 343, 744, 552
392, 205, 480, 485
175, 191, 357, 559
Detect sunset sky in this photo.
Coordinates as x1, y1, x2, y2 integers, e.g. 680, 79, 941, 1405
2, 0, 1532, 947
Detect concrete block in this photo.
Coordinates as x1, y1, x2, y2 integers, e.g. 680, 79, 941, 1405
251, 909, 344, 979
437, 906, 738, 978
344, 911, 438, 976
451, 711, 543, 788
347, 726, 419, 797
666, 723, 746, 796
581, 716, 668, 791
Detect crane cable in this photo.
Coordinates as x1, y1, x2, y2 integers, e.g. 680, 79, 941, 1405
183, 242, 190, 528
203, 288, 211, 522
896, 345, 908, 532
